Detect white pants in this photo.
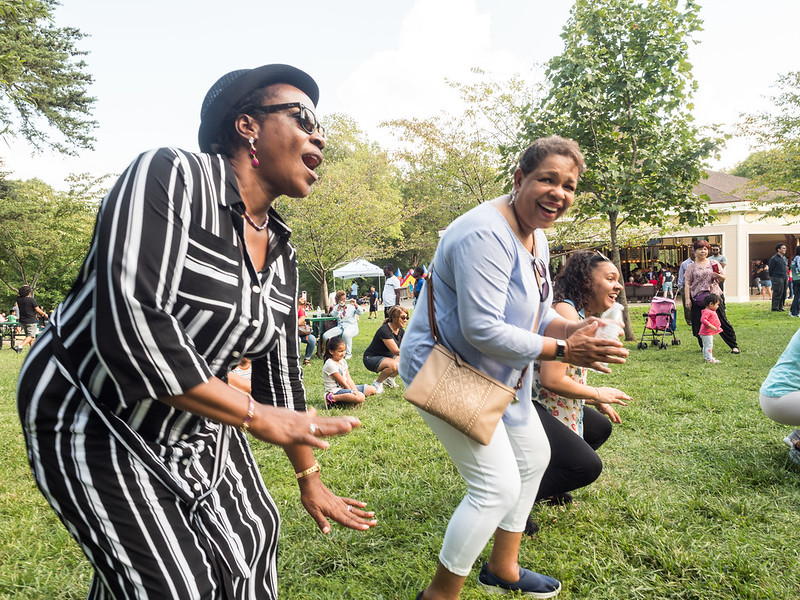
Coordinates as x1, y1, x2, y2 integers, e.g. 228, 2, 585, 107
323, 324, 358, 357
700, 334, 715, 361
416, 406, 550, 577
760, 392, 800, 426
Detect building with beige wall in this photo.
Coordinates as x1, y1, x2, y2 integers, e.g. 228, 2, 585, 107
654, 171, 798, 303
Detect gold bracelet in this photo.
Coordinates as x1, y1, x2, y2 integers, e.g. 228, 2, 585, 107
295, 461, 321, 479
240, 394, 255, 433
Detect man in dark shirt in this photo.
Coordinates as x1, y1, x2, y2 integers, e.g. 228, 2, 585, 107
769, 243, 789, 311
14, 285, 48, 352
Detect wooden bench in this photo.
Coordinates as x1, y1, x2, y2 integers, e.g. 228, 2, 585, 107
624, 284, 657, 303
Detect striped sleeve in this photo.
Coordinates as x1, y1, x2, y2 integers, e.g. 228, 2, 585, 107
93, 148, 213, 403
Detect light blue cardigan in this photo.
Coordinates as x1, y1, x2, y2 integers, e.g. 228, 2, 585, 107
399, 201, 557, 427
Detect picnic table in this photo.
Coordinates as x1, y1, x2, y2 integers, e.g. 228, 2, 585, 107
305, 315, 337, 357
306, 315, 337, 338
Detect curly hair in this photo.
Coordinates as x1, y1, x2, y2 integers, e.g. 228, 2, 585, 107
553, 250, 614, 312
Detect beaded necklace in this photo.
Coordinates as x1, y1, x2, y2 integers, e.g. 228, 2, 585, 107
243, 211, 269, 232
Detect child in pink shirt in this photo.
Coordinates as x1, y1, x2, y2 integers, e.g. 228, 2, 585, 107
699, 293, 723, 363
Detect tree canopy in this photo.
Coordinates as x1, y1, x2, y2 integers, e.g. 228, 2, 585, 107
0, 173, 100, 310
0, 0, 96, 154
279, 114, 404, 306
735, 71, 800, 214
383, 114, 500, 267
383, 71, 536, 267
511, 0, 720, 338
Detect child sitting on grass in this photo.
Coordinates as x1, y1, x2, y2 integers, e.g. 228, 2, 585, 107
322, 336, 377, 408
699, 293, 723, 363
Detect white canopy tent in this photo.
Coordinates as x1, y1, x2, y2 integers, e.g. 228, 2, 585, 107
332, 259, 384, 296
333, 259, 384, 279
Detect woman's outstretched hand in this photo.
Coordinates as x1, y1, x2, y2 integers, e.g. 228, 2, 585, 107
595, 402, 623, 424
565, 320, 628, 374
588, 387, 630, 424
250, 405, 361, 450
298, 475, 378, 534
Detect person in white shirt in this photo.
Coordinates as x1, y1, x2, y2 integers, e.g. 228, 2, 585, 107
382, 264, 402, 318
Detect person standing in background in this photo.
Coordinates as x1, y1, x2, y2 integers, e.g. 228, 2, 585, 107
769, 243, 788, 311
709, 243, 726, 292
413, 266, 425, 306
684, 240, 739, 354
13, 285, 48, 353
677, 250, 694, 326
367, 285, 379, 319
790, 246, 800, 317
382, 264, 402, 318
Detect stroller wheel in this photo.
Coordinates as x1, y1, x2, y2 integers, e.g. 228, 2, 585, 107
671, 339, 679, 345
660, 342, 668, 349
638, 342, 647, 349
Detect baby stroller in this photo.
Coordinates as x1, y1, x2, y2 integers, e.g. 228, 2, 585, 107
637, 296, 680, 350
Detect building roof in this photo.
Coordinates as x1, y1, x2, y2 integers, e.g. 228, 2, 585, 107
693, 171, 750, 205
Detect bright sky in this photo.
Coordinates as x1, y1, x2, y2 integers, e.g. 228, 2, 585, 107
3, 0, 798, 190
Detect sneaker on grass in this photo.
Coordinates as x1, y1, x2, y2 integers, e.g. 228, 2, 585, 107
372, 380, 384, 394
784, 429, 800, 449
477, 562, 561, 598
383, 377, 397, 388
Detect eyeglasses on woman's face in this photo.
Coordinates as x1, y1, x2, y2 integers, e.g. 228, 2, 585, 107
249, 102, 326, 137
399, 314, 409, 322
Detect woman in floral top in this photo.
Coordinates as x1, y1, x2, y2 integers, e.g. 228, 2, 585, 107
527, 251, 631, 532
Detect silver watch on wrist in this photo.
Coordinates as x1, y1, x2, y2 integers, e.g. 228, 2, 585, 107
554, 339, 567, 362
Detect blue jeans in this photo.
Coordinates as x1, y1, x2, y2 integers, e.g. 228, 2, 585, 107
300, 334, 316, 360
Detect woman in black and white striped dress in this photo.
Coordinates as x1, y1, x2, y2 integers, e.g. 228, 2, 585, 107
17, 64, 377, 600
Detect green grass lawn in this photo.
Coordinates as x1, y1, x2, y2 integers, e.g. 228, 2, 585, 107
2, 301, 800, 599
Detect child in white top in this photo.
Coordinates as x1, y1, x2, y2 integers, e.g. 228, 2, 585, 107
322, 336, 376, 408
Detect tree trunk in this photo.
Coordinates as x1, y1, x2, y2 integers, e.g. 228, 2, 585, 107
609, 212, 636, 341
318, 273, 330, 311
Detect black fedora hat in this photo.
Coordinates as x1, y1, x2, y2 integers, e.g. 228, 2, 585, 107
198, 64, 319, 153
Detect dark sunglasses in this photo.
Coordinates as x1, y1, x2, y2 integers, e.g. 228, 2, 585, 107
533, 258, 550, 303
249, 102, 326, 137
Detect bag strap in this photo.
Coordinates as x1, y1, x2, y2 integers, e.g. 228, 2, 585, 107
426, 235, 543, 392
